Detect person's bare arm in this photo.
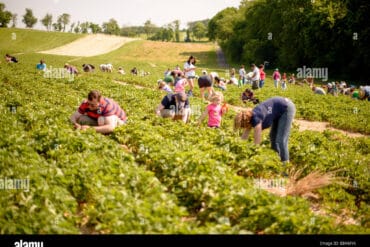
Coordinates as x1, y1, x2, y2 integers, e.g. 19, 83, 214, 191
197, 108, 208, 125
70, 111, 82, 129
155, 104, 164, 116
253, 123, 262, 144
241, 129, 250, 140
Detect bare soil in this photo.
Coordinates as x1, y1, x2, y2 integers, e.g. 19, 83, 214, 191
39, 34, 137, 57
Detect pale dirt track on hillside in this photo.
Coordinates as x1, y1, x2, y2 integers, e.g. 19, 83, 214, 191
39, 34, 137, 57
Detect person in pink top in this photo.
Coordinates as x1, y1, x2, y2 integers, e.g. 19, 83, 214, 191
259, 64, 266, 88
272, 68, 281, 88
174, 77, 188, 93
197, 92, 226, 128
281, 72, 287, 90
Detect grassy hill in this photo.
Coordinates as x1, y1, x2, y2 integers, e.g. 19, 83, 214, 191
0, 29, 369, 234
0, 28, 85, 54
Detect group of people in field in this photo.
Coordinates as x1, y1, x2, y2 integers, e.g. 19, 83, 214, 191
311, 80, 370, 101
31, 57, 134, 76
6, 53, 367, 165
71, 88, 295, 164
69, 55, 299, 164
67, 54, 369, 164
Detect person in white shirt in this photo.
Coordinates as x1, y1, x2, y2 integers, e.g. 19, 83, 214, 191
184, 55, 196, 96
250, 63, 260, 89
238, 65, 246, 86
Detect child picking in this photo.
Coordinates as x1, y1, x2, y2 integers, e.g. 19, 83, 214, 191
281, 72, 287, 90
198, 92, 227, 128
241, 88, 260, 104
158, 80, 172, 93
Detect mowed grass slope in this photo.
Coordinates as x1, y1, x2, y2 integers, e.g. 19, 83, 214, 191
90, 39, 219, 71
0, 28, 85, 54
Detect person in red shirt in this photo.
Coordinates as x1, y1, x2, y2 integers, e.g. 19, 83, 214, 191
70, 90, 127, 134
258, 64, 266, 88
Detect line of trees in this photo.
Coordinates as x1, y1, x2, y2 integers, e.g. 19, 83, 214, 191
208, 0, 370, 82
0, 2, 209, 42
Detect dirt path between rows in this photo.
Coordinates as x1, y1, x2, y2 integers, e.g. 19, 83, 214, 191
216, 44, 228, 68
294, 119, 367, 138
39, 34, 138, 57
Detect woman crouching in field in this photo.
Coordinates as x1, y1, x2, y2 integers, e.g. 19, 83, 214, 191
234, 97, 296, 164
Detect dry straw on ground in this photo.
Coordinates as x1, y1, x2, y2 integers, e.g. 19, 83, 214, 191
263, 168, 346, 198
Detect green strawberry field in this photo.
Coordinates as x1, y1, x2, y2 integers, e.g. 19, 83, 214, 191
0, 29, 369, 234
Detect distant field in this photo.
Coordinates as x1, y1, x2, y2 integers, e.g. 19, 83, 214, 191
95, 39, 218, 68
0, 28, 85, 54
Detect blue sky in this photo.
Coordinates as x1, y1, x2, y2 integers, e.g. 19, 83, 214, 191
3, 0, 242, 29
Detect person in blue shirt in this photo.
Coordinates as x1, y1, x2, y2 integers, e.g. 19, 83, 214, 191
234, 97, 296, 163
36, 60, 46, 71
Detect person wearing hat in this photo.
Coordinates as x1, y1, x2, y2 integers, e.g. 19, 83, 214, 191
155, 92, 191, 123
163, 70, 176, 86
351, 88, 360, 99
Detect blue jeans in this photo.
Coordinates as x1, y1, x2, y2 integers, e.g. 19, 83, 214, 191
269, 99, 296, 162
259, 79, 265, 88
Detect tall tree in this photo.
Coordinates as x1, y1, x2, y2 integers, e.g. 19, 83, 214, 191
22, 8, 37, 28
74, 21, 80, 33
80, 21, 90, 33
102, 18, 120, 35
173, 20, 180, 42
192, 22, 207, 41
0, 3, 12, 27
89, 23, 101, 33
69, 22, 75, 32
52, 22, 62, 31
207, 7, 238, 42
144, 20, 156, 38
11, 13, 17, 27
41, 13, 53, 31
57, 13, 70, 32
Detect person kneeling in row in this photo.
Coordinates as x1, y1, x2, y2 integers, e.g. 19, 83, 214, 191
70, 90, 127, 134
155, 92, 191, 123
